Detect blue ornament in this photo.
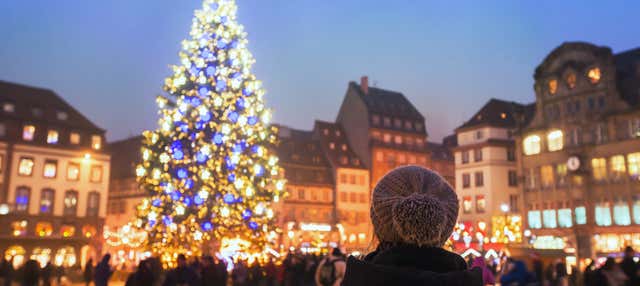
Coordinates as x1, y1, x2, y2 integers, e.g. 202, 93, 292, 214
248, 221, 258, 230
190, 66, 200, 76
225, 157, 235, 170
228, 111, 238, 123
213, 133, 224, 145
173, 150, 184, 160
184, 197, 191, 206
163, 216, 172, 225
195, 121, 206, 130
248, 116, 258, 125
251, 145, 260, 153
243, 87, 252, 96
176, 168, 188, 179
152, 199, 162, 207
223, 193, 235, 204
232, 143, 244, 153
255, 165, 264, 176
216, 79, 227, 92
171, 140, 182, 150
202, 221, 213, 231
230, 40, 239, 49
171, 191, 181, 201
227, 173, 236, 183
194, 195, 204, 205
177, 122, 189, 133
200, 111, 211, 122
209, 2, 219, 10
236, 98, 245, 110
220, 16, 228, 24
149, 220, 156, 227
242, 209, 252, 220
184, 179, 194, 189
191, 97, 202, 106
216, 39, 227, 49
196, 152, 208, 163
198, 86, 209, 97
206, 65, 217, 77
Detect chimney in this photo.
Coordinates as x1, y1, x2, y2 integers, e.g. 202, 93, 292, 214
360, 76, 369, 95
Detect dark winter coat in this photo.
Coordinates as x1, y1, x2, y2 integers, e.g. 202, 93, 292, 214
499, 261, 535, 286
94, 256, 114, 286
341, 245, 483, 286
620, 256, 639, 286
162, 265, 200, 286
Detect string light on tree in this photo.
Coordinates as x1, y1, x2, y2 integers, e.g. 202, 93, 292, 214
135, 0, 285, 264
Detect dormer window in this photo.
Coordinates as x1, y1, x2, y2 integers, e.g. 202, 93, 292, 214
415, 122, 423, 131
47, 130, 59, 144
70, 132, 81, 145
323, 129, 329, 136
91, 135, 102, 150
32, 107, 43, 117
341, 144, 347, 151
548, 79, 558, 95
329, 142, 335, 150
3, 103, 15, 113
587, 67, 601, 84
566, 73, 577, 89
23, 125, 36, 141
335, 130, 341, 137
57, 111, 68, 121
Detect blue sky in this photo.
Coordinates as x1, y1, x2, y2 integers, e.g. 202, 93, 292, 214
0, 0, 638, 141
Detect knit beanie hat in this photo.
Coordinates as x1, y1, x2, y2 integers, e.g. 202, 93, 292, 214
370, 165, 458, 247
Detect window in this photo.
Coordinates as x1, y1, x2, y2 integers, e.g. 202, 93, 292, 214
548, 79, 558, 95
595, 202, 612, 226
383, 117, 391, 127
60, 225, 75, 237
474, 149, 483, 162
475, 130, 484, 140
394, 135, 402, 145
18, 157, 34, 176
43, 160, 57, 178
359, 193, 366, 204
566, 72, 576, 89
462, 173, 470, 188
341, 144, 347, 151
63, 191, 78, 216
375, 151, 383, 162
70, 133, 80, 145
475, 172, 484, 187
462, 151, 469, 164
12, 221, 27, 236
40, 189, 55, 214
595, 124, 608, 144
507, 148, 516, 161
90, 165, 103, 183
371, 115, 380, 125
85, 192, 99, 217
91, 135, 102, 150
35, 222, 53, 237
627, 152, 640, 179
610, 155, 626, 181
0, 155, 3, 174
634, 197, 640, 224
15, 187, 30, 212
297, 189, 305, 200
47, 130, 59, 144
575, 206, 587, 225
558, 208, 573, 228
0, 123, 5, 137
57, 111, 68, 121
3, 102, 15, 113
614, 201, 631, 226
65, 164, 82, 183
567, 128, 580, 146
556, 163, 568, 187
523, 135, 541, 155
415, 122, 423, 131
540, 165, 554, 188
32, 107, 42, 117
463, 197, 472, 214
591, 158, 607, 182
629, 119, 640, 138
349, 174, 356, 184
475, 195, 486, 213
340, 174, 347, 184
350, 192, 357, 203
543, 209, 557, 228
587, 67, 601, 84
525, 168, 539, 190
329, 142, 335, 150
416, 139, 424, 148
404, 121, 412, 130
23, 125, 36, 141
383, 134, 391, 143
339, 192, 346, 202
508, 170, 518, 187
393, 118, 402, 129
509, 194, 519, 212
547, 130, 563, 151
528, 210, 542, 229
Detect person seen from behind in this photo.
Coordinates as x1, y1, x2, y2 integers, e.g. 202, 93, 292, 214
163, 254, 200, 286
471, 257, 495, 285
314, 248, 346, 286
620, 246, 638, 286
499, 259, 535, 286
601, 257, 627, 286
94, 254, 114, 286
341, 166, 482, 285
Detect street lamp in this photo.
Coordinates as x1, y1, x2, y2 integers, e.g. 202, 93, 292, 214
500, 203, 510, 213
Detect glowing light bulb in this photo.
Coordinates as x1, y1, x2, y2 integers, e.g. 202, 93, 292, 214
221, 207, 230, 217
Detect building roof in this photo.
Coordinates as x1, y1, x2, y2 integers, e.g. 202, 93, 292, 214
614, 47, 640, 106
313, 120, 366, 169
0, 80, 104, 132
456, 98, 532, 131
426, 141, 453, 162
349, 82, 425, 121
108, 135, 143, 180
276, 125, 334, 186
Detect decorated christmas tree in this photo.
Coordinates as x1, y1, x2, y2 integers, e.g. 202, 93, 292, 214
134, 0, 285, 262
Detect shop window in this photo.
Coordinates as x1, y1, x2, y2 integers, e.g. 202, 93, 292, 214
463, 197, 472, 214
613, 202, 631, 226
547, 130, 563, 152
523, 135, 541, 155
90, 165, 103, 183
40, 189, 55, 214
634, 198, 640, 224
60, 225, 75, 238
43, 160, 57, 178
528, 210, 542, 229
12, 221, 28, 236
628, 153, 640, 179
54, 247, 76, 267
31, 248, 52, 268
4, 246, 26, 268
610, 155, 626, 181
67, 163, 80, 181
558, 208, 573, 228
543, 209, 557, 228
22, 125, 36, 141
475, 195, 486, 213
591, 158, 608, 182
575, 206, 587, 225
35, 222, 53, 237
595, 203, 612, 226
18, 157, 34, 176
15, 187, 30, 212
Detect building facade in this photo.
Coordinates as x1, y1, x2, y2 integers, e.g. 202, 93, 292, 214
516, 42, 640, 263
452, 99, 533, 249
0, 81, 109, 268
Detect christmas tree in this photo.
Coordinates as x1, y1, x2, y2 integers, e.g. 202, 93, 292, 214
135, 0, 285, 262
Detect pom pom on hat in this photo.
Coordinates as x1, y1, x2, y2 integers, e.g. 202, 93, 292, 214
370, 165, 458, 247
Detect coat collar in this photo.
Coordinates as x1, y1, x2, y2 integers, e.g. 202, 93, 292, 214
366, 245, 468, 273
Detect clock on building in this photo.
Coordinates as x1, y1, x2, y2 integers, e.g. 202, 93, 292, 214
567, 156, 581, 171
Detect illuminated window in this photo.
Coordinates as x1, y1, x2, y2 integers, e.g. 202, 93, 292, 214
60, 225, 75, 238
558, 208, 573, 228
394, 118, 402, 129
18, 157, 34, 176
371, 115, 380, 125
543, 209, 557, 228
394, 135, 402, 145
35, 222, 53, 237
46, 130, 59, 144
628, 153, 640, 179
40, 189, 54, 214
547, 130, 563, 151
82, 225, 97, 238
11, 221, 28, 236
548, 79, 558, 95
614, 202, 631, 226
91, 135, 102, 150
633, 198, 640, 224
566, 73, 576, 89
383, 134, 391, 143
56, 111, 68, 121
587, 67, 601, 84
575, 206, 587, 225
476, 195, 486, 213
610, 155, 626, 181
595, 202, 612, 226
591, 158, 607, 181
43, 160, 57, 178
556, 163, 568, 187
22, 125, 36, 141
528, 210, 542, 229
404, 120, 412, 130
15, 187, 30, 212
90, 165, 103, 183
3, 102, 15, 113
383, 117, 391, 127
523, 135, 541, 155
540, 165, 554, 188
463, 196, 472, 214
67, 163, 80, 181
70, 133, 80, 145
63, 191, 78, 216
